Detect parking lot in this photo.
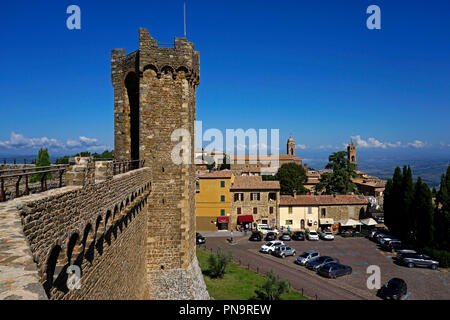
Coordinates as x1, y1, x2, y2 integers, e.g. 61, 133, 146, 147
201, 233, 450, 300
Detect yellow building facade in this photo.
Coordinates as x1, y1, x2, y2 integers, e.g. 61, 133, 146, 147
196, 171, 234, 231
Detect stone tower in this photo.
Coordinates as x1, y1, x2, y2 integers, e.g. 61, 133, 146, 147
348, 141, 357, 165
111, 28, 208, 299
287, 137, 295, 156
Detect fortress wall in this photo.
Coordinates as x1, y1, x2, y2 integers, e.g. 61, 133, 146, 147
0, 165, 151, 300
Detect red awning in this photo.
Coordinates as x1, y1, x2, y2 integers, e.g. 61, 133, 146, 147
238, 215, 254, 223
217, 216, 229, 224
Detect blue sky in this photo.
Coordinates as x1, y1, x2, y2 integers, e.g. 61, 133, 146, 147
0, 0, 449, 158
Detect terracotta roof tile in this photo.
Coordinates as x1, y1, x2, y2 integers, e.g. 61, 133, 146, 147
280, 194, 369, 206
231, 176, 280, 190
198, 170, 233, 179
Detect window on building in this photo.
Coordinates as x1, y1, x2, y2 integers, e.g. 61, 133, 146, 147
269, 207, 274, 214
285, 220, 293, 225
237, 208, 241, 215
251, 193, 260, 201
220, 181, 225, 188
220, 209, 225, 216
234, 193, 244, 201
321, 208, 326, 217
288, 206, 293, 213
308, 207, 312, 214
253, 207, 258, 214
268, 193, 277, 201
220, 195, 225, 202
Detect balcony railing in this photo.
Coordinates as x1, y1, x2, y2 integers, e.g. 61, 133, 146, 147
112, 159, 145, 176
0, 165, 69, 202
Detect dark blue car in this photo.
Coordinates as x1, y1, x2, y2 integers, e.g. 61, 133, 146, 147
306, 256, 339, 271
317, 262, 352, 278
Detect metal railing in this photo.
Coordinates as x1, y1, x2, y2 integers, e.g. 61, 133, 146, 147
112, 159, 145, 176
1, 158, 36, 164
0, 165, 69, 202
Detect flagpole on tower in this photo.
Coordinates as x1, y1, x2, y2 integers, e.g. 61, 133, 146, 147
184, 2, 187, 39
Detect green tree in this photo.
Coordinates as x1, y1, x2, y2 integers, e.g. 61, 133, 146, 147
390, 166, 404, 237
207, 247, 232, 278
31, 148, 51, 183
383, 178, 394, 231
254, 270, 290, 300
434, 167, 450, 250
412, 177, 434, 246
315, 151, 358, 195
401, 166, 415, 241
219, 155, 230, 170
274, 163, 308, 195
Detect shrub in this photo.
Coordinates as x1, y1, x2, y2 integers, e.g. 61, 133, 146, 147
30, 148, 51, 183
207, 247, 232, 278
255, 270, 290, 300
423, 247, 450, 268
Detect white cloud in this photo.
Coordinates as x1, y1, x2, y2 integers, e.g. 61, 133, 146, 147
296, 144, 306, 150
0, 132, 108, 153
407, 140, 426, 148
350, 135, 418, 149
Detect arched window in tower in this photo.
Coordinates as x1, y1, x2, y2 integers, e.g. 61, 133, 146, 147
125, 72, 139, 161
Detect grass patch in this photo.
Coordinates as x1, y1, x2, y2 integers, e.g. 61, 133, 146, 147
197, 247, 308, 300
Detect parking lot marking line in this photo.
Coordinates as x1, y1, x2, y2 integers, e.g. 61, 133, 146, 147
402, 292, 411, 300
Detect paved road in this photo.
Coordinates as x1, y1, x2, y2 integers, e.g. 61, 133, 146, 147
199, 234, 450, 300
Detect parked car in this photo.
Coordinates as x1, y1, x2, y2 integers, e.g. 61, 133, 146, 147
264, 232, 277, 241
257, 224, 279, 235
307, 230, 319, 241
306, 256, 339, 271
376, 234, 391, 244
291, 231, 305, 241
196, 233, 206, 245
317, 263, 352, 278
379, 237, 400, 246
320, 231, 335, 241
249, 231, 263, 241
377, 278, 407, 300
295, 250, 320, 265
260, 240, 284, 254
396, 249, 417, 259
397, 253, 439, 270
272, 245, 296, 258
279, 232, 292, 241
381, 240, 403, 252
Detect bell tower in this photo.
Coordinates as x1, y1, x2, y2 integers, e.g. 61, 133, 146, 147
347, 141, 357, 165
287, 137, 295, 156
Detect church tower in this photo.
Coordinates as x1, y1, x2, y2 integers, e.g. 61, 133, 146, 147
287, 137, 295, 156
347, 141, 357, 164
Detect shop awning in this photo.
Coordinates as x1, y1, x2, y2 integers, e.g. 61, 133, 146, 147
337, 219, 362, 227
217, 216, 229, 224
360, 218, 378, 226
237, 215, 254, 223
319, 218, 334, 225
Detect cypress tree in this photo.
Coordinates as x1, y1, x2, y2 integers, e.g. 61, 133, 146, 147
435, 168, 450, 249
413, 177, 434, 246
383, 178, 393, 231
401, 166, 414, 241
390, 167, 403, 237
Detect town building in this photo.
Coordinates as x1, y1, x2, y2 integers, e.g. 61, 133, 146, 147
279, 194, 369, 232
230, 176, 280, 230
229, 137, 303, 174
195, 170, 234, 231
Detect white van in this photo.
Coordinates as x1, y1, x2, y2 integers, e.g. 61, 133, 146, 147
257, 224, 279, 235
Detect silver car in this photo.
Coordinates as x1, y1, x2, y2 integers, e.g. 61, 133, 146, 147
295, 250, 320, 265
272, 245, 296, 258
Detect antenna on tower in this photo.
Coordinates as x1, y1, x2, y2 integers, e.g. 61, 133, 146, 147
184, 2, 187, 38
